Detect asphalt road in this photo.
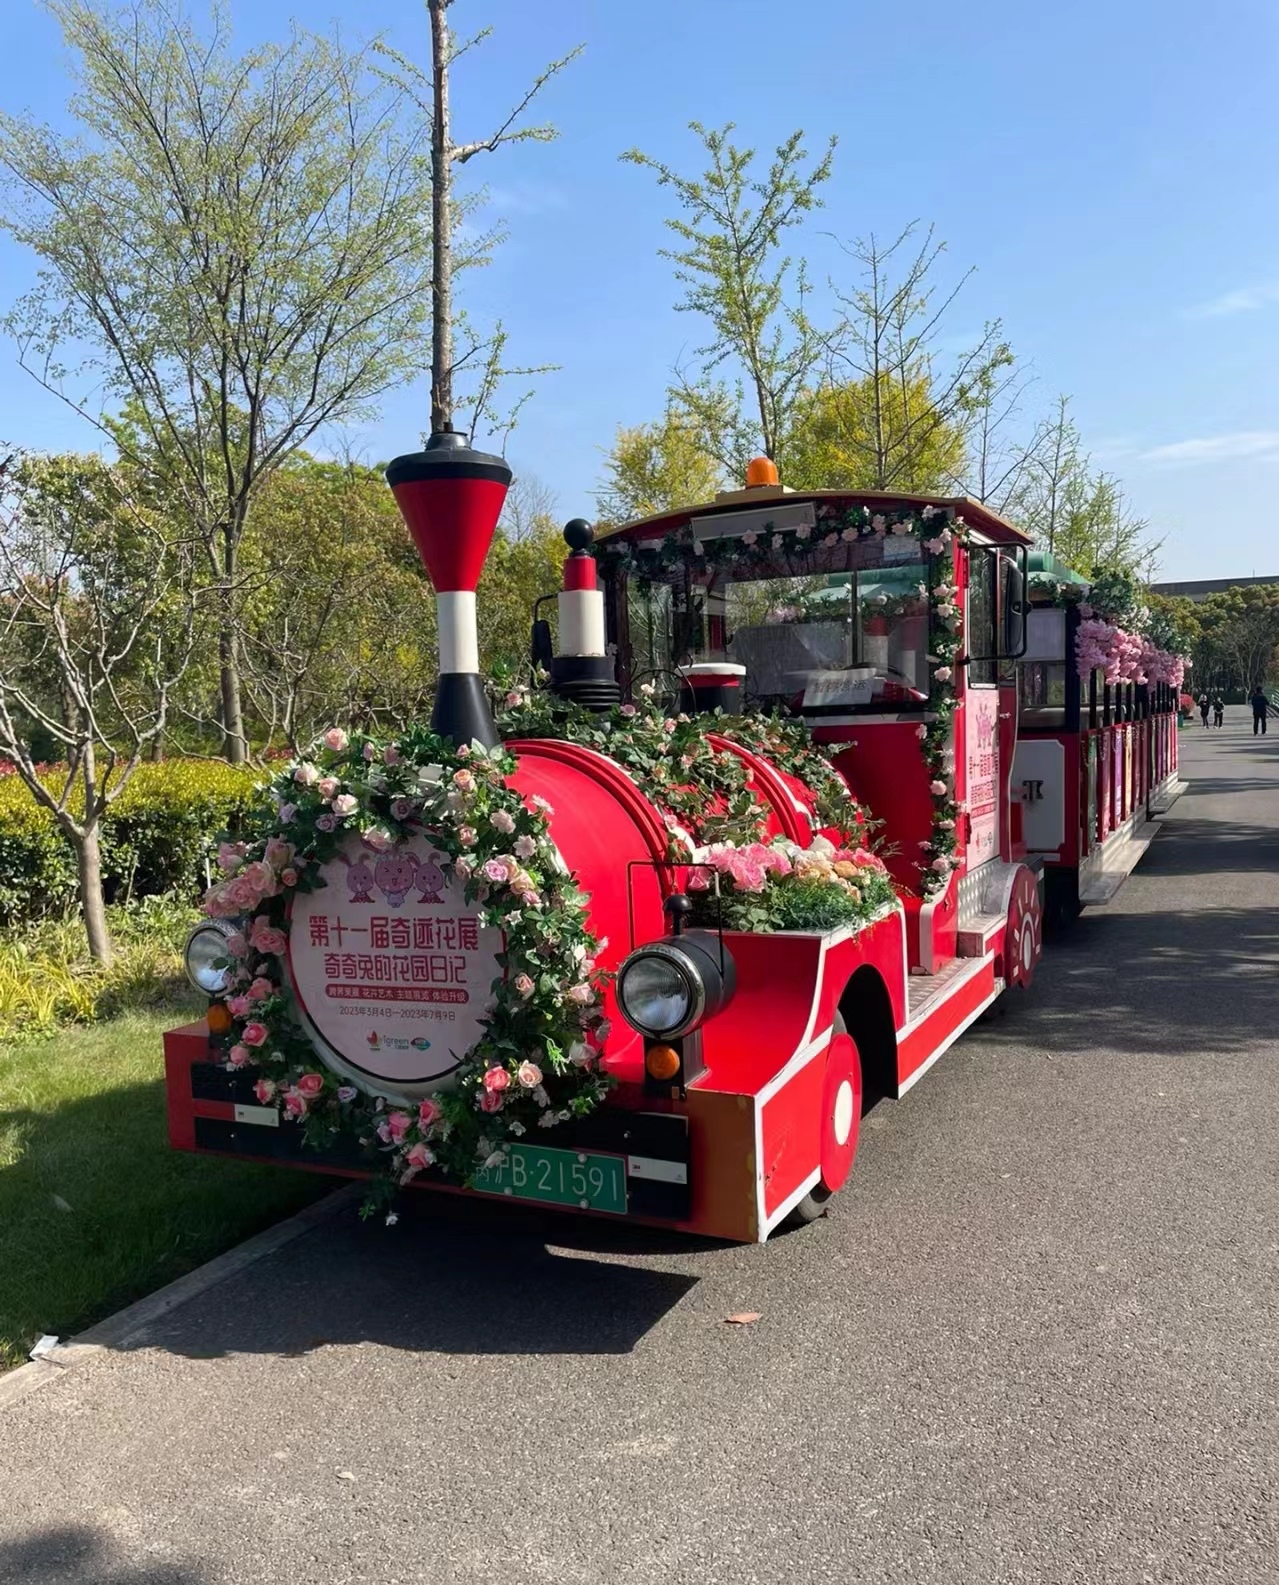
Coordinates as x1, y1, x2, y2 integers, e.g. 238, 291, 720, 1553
3, 719, 1277, 1585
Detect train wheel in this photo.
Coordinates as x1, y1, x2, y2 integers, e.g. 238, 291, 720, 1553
1004, 866, 1043, 989
787, 1013, 863, 1225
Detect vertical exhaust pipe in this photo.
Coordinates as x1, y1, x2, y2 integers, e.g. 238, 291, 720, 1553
385, 430, 511, 748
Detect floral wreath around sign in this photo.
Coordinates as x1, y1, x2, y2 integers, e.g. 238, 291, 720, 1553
596, 501, 967, 897
202, 727, 612, 1211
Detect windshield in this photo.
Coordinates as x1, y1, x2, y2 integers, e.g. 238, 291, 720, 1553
624, 539, 931, 715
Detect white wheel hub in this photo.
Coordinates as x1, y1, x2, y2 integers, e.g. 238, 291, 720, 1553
833, 1079, 855, 1146
1021, 925, 1035, 971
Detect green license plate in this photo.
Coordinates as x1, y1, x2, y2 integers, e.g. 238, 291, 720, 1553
471, 1144, 628, 1215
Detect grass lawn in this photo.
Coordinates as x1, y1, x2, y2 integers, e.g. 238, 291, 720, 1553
0, 996, 331, 1371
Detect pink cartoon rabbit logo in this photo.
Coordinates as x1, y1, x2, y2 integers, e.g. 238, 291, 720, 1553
416, 856, 446, 905
374, 850, 419, 908
343, 852, 376, 904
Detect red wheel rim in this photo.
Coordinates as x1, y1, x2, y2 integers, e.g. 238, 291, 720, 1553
819, 1031, 862, 1192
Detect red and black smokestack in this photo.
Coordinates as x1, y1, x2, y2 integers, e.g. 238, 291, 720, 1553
385, 430, 511, 748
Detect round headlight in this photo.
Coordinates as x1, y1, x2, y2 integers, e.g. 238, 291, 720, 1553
184, 921, 235, 996
617, 947, 700, 1039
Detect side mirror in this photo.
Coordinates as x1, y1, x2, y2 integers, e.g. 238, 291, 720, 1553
1002, 557, 1028, 659
530, 617, 554, 671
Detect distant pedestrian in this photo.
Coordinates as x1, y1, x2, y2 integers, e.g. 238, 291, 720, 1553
1213, 695, 1224, 728
1250, 685, 1269, 736
1199, 693, 1210, 727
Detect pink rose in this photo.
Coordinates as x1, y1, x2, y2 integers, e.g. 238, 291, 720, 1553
295, 1072, 325, 1098
280, 867, 299, 888
519, 890, 541, 909
228, 1044, 252, 1068
457, 826, 477, 847
481, 858, 508, 884
483, 1066, 511, 1093
517, 1061, 542, 1088
929, 780, 948, 797
253, 1078, 277, 1103
242, 860, 276, 897
363, 827, 393, 853
686, 869, 710, 892
531, 795, 554, 815
479, 1090, 504, 1113
282, 1091, 308, 1119
391, 797, 414, 821
405, 1142, 434, 1170
384, 744, 401, 766
323, 727, 348, 752
336, 1085, 357, 1102
931, 856, 951, 873
841, 526, 857, 542
455, 744, 471, 759
454, 857, 473, 880
318, 776, 340, 799
250, 924, 288, 956
489, 808, 515, 834
619, 704, 637, 718
505, 690, 523, 708
264, 838, 294, 868
566, 983, 594, 1006
362, 741, 377, 761
418, 1097, 443, 1128
241, 1021, 269, 1047
331, 794, 358, 818
933, 666, 952, 682
377, 1110, 412, 1145
228, 994, 251, 1018
293, 763, 319, 786
452, 768, 476, 792
217, 841, 247, 872
513, 833, 536, 859
316, 813, 337, 832
663, 718, 676, 733
278, 802, 296, 825
225, 931, 247, 958
514, 973, 535, 998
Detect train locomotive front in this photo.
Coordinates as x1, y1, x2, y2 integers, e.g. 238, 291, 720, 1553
164, 438, 1047, 1241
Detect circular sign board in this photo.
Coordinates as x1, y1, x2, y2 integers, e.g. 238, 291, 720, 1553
285, 831, 501, 1100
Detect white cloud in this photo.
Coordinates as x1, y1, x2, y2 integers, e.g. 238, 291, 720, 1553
1183, 283, 1279, 319
1138, 431, 1279, 465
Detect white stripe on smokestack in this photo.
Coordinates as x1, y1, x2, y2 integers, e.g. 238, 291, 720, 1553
437, 590, 480, 674
557, 589, 606, 657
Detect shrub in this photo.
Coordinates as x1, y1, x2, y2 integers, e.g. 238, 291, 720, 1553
0, 760, 260, 924
0, 894, 198, 1043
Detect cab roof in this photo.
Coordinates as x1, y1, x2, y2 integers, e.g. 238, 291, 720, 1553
597, 483, 1032, 549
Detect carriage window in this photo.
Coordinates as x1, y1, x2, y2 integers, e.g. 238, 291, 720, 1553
967, 550, 998, 686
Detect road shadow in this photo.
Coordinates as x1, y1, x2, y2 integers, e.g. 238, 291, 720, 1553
0, 1527, 211, 1585
135, 1198, 702, 1364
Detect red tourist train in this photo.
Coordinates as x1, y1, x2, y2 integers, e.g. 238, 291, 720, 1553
163, 440, 1181, 1242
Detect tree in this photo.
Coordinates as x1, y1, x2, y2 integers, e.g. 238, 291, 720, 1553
0, 1, 435, 763
234, 459, 438, 752
622, 122, 836, 472
597, 413, 723, 524
1193, 586, 1279, 693
1013, 396, 1158, 576
822, 223, 1012, 492
375, 0, 581, 435
0, 454, 200, 961
783, 372, 966, 493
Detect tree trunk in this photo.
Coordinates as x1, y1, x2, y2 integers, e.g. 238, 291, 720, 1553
75, 745, 114, 965
429, 0, 453, 434
75, 823, 113, 965
218, 527, 247, 763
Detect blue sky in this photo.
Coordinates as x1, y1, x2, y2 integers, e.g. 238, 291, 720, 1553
1, 0, 1277, 579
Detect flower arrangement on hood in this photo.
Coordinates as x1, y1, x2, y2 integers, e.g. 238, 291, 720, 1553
203, 727, 612, 1213
684, 835, 897, 934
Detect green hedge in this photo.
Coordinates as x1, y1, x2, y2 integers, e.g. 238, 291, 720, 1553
0, 761, 261, 924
